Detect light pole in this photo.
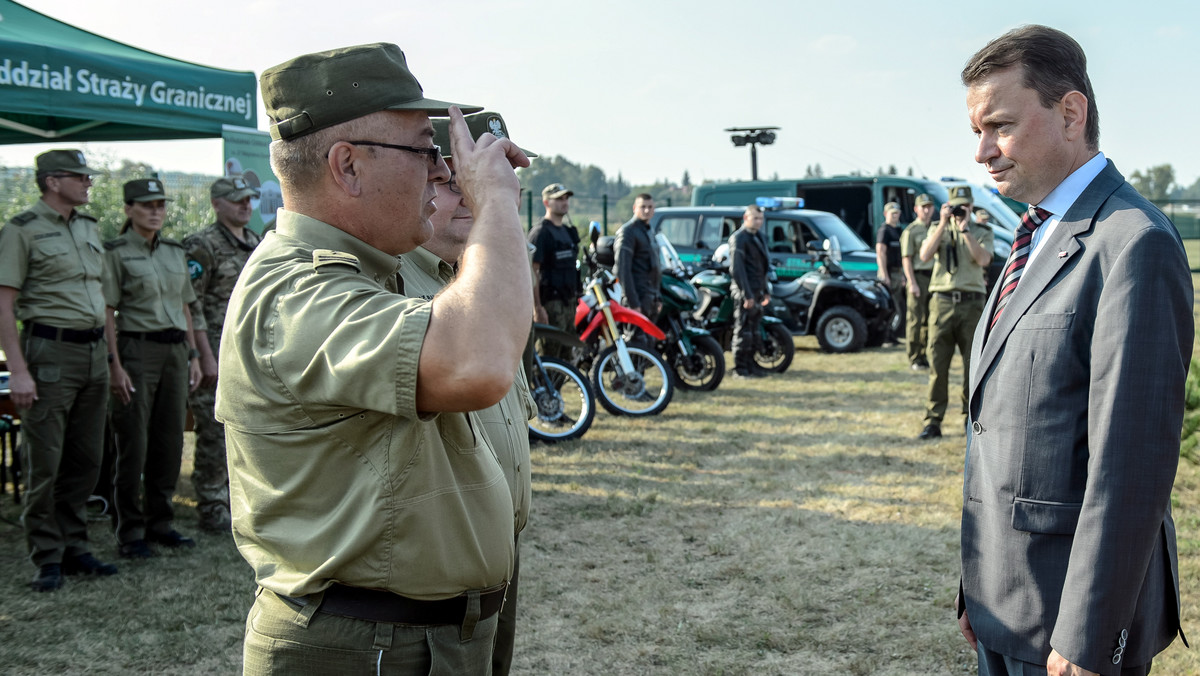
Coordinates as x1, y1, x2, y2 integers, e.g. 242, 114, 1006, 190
726, 126, 779, 180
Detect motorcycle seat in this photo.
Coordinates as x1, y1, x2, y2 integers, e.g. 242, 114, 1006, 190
771, 279, 802, 297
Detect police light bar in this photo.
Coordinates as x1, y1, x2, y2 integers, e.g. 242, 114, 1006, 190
756, 196, 804, 210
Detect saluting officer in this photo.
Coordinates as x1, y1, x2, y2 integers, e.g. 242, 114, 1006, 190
404, 111, 537, 676
182, 175, 261, 533
102, 179, 203, 559
901, 193, 937, 370
917, 185, 993, 439
0, 149, 118, 592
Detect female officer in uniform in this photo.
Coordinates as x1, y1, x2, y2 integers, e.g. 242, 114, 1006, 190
102, 178, 202, 558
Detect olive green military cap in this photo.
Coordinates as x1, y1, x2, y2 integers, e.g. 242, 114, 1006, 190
542, 183, 573, 200
947, 185, 973, 207
124, 178, 173, 203
431, 111, 538, 161
261, 42, 483, 141
211, 174, 260, 202
914, 193, 934, 207
36, 149, 98, 176
884, 201, 900, 213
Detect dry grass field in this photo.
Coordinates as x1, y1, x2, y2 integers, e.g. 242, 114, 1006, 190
2, 333, 1199, 674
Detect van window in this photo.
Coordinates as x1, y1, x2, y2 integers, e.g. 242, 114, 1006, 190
795, 185, 873, 242
766, 219, 812, 254
658, 216, 698, 250
698, 215, 737, 250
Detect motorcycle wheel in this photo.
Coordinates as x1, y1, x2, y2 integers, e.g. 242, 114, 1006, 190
755, 323, 795, 373
591, 344, 674, 416
670, 334, 726, 391
815, 305, 868, 353
527, 356, 595, 443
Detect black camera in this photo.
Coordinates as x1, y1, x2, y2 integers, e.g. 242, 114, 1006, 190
950, 204, 969, 218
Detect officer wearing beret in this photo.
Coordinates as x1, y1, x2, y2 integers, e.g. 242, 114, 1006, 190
917, 186, 993, 439
901, 193, 937, 370
0, 149, 118, 591
102, 179, 202, 559
182, 175, 261, 533
403, 110, 537, 676
216, 43, 532, 674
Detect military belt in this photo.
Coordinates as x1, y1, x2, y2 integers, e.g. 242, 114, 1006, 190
121, 329, 188, 344
282, 582, 507, 626
29, 323, 104, 343
933, 291, 985, 303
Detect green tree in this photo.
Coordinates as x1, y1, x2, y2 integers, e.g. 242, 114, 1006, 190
1129, 164, 1175, 201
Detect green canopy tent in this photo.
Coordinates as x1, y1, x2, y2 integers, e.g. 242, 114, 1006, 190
0, 0, 256, 143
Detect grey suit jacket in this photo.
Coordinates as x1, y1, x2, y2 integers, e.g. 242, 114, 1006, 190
961, 161, 1192, 674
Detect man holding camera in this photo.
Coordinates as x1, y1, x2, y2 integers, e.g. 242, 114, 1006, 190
916, 186, 993, 439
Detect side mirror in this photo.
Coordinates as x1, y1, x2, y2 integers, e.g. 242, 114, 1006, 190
589, 221, 601, 246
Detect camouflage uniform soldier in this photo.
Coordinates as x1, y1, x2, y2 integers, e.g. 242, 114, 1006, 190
183, 176, 260, 532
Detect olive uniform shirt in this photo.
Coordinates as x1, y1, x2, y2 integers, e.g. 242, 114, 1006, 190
927, 220, 994, 294
399, 246, 535, 535
900, 220, 935, 272
0, 199, 105, 328
216, 210, 514, 601
102, 229, 196, 331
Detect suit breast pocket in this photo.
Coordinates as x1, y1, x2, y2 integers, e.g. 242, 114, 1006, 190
1013, 312, 1074, 332
1011, 497, 1082, 535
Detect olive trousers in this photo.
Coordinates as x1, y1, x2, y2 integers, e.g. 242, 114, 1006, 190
109, 337, 189, 543
923, 294, 983, 427
905, 270, 931, 365
20, 333, 108, 567
243, 588, 499, 675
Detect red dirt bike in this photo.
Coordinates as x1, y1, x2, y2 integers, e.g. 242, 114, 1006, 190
573, 267, 675, 417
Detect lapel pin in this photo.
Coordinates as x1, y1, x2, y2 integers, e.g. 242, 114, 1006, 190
1057, 251, 1067, 258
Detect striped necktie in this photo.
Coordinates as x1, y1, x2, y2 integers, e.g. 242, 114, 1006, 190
988, 205, 1052, 331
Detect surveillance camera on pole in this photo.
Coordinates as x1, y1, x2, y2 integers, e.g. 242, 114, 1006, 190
725, 126, 779, 180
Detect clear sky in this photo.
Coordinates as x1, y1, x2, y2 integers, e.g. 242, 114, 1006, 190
3, 0, 1197, 192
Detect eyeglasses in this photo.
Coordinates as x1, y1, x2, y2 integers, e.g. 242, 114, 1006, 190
338, 140, 443, 169
446, 171, 461, 195
48, 173, 92, 182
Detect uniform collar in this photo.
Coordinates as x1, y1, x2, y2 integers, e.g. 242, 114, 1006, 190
213, 219, 258, 251
407, 246, 455, 284
33, 198, 75, 226
121, 226, 158, 252
274, 209, 402, 279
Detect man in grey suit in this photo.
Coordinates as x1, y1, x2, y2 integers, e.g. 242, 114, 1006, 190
956, 25, 1191, 676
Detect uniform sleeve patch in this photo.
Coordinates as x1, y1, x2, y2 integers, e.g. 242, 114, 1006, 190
188, 259, 203, 280
313, 249, 361, 272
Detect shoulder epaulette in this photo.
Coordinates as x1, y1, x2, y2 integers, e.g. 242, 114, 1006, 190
8, 211, 36, 226
104, 239, 129, 250
312, 249, 361, 273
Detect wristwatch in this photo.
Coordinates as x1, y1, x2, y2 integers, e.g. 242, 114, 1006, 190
188, 348, 201, 360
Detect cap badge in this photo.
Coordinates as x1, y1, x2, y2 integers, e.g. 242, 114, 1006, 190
487, 116, 505, 138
